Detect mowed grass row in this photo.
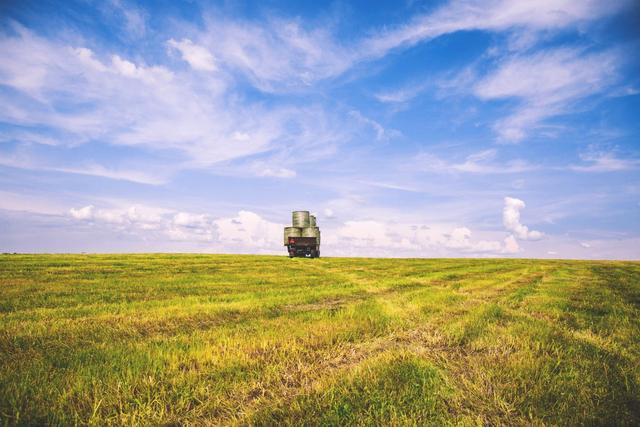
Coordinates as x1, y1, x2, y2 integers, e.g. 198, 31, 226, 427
0, 255, 639, 425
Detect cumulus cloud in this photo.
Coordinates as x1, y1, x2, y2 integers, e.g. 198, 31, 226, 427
64, 195, 546, 256
328, 220, 511, 256
502, 235, 520, 254
445, 227, 502, 253
214, 211, 282, 249
172, 212, 210, 228
69, 204, 213, 240
68, 204, 287, 249
503, 197, 543, 240
69, 205, 95, 220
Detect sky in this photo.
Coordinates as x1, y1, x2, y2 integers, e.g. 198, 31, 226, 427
0, 0, 639, 259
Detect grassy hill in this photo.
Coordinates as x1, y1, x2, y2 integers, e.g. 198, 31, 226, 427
1, 254, 639, 425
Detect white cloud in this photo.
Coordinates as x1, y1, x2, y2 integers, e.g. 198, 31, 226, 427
359, 0, 625, 62
69, 204, 218, 242
374, 82, 429, 104
167, 38, 217, 71
348, 110, 401, 142
107, 0, 147, 38
418, 149, 535, 174
70, 205, 95, 220
503, 197, 543, 240
257, 168, 296, 179
197, 16, 351, 91
0, 153, 168, 185
186, 0, 627, 92
250, 161, 297, 179
68, 204, 285, 250
214, 211, 282, 249
473, 48, 619, 141
445, 227, 503, 253
59, 196, 547, 257
503, 235, 520, 253
0, 2, 628, 182
173, 212, 210, 228
327, 219, 513, 256
359, 180, 421, 193
0, 27, 348, 181
70, 204, 170, 227
570, 149, 640, 172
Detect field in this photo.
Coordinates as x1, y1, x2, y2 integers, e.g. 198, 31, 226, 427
1, 254, 639, 426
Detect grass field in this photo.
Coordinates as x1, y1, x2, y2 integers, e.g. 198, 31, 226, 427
1, 254, 639, 426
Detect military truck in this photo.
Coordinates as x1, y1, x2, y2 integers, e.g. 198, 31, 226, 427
284, 211, 321, 258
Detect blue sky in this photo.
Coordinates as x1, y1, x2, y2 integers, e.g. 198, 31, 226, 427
1, 0, 639, 258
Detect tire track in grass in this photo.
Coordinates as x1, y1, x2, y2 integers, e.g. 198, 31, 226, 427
236, 268, 549, 425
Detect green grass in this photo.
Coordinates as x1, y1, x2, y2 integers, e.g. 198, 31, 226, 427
1, 254, 639, 426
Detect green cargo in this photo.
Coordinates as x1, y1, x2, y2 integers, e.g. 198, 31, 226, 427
283, 227, 302, 246
292, 211, 310, 228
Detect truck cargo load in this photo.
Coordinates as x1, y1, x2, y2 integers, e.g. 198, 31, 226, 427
285, 211, 320, 258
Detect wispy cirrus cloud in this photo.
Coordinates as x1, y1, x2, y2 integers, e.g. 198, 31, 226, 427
167, 38, 217, 71
179, 0, 629, 92
0, 25, 352, 182
0, 149, 170, 185
360, 0, 627, 58
348, 110, 401, 141
417, 149, 536, 174
195, 16, 353, 91
473, 48, 621, 142
373, 81, 430, 104
570, 147, 640, 172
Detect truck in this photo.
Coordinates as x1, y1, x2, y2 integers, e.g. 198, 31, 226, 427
284, 211, 321, 258
286, 236, 320, 258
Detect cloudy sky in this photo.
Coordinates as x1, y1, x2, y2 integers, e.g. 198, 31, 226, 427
1, 0, 639, 258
